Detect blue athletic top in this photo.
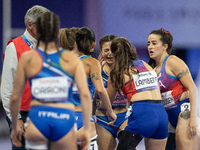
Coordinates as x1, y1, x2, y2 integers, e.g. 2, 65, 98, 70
72, 55, 95, 106
29, 48, 74, 103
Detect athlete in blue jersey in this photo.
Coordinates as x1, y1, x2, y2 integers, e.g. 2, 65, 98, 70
107, 37, 168, 150
75, 27, 116, 150
9, 12, 92, 150
60, 27, 98, 149
59, 27, 116, 150
72, 55, 98, 150
94, 35, 129, 150
148, 28, 199, 150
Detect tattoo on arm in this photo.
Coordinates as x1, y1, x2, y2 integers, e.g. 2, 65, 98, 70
27, 57, 32, 64
91, 72, 100, 81
176, 69, 189, 79
180, 111, 190, 120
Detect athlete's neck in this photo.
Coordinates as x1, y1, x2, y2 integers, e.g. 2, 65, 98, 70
155, 53, 168, 68
38, 41, 58, 52
78, 51, 87, 57
103, 63, 114, 75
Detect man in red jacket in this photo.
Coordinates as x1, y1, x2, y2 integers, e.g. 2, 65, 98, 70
1, 5, 49, 150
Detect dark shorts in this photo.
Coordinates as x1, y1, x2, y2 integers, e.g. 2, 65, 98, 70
125, 100, 168, 139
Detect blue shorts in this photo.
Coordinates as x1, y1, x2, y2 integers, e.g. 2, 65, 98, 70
125, 100, 168, 139
166, 98, 190, 128
28, 105, 75, 142
95, 112, 128, 137
75, 112, 94, 130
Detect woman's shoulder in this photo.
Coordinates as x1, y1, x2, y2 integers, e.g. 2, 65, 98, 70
82, 56, 99, 65
167, 55, 187, 71
20, 49, 38, 61
167, 55, 185, 66
63, 50, 81, 66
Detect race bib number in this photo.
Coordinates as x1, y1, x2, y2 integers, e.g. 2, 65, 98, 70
132, 71, 158, 92
161, 91, 175, 109
31, 76, 70, 102
180, 102, 190, 111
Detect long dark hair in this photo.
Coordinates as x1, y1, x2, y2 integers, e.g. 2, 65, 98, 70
76, 27, 95, 55
110, 37, 138, 92
148, 28, 173, 68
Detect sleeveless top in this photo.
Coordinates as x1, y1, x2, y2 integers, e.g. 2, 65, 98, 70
72, 55, 95, 106
157, 55, 188, 109
29, 48, 74, 103
123, 60, 159, 104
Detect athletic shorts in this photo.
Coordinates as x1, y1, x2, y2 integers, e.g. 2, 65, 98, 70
75, 112, 94, 130
28, 105, 75, 141
166, 98, 190, 128
125, 100, 168, 139
95, 112, 128, 137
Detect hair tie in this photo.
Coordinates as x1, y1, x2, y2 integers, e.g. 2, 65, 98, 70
161, 28, 169, 34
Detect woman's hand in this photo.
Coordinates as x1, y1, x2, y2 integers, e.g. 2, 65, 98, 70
77, 129, 90, 150
106, 110, 117, 125
98, 54, 106, 69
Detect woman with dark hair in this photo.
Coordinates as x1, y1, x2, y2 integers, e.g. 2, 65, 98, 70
148, 28, 199, 150
9, 12, 92, 150
107, 37, 168, 150
94, 35, 129, 150
72, 27, 117, 149
59, 27, 100, 149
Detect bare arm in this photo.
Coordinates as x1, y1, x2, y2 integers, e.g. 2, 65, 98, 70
90, 58, 116, 124
90, 59, 113, 113
74, 59, 92, 131
74, 59, 92, 150
168, 56, 198, 135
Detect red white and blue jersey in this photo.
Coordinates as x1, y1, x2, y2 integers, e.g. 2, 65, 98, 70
29, 48, 74, 103
157, 55, 188, 109
123, 59, 159, 104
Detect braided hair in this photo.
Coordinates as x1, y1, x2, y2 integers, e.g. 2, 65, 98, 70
36, 11, 60, 66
